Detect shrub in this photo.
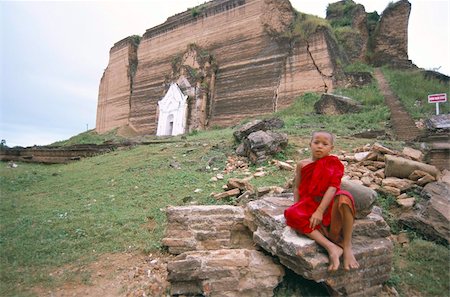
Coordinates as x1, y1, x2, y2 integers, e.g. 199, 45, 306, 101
326, 0, 357, 28
291, 12, 332, 41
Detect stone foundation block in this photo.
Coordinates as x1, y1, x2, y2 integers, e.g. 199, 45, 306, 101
163, 205, 254, 254
167, 249, 284, 297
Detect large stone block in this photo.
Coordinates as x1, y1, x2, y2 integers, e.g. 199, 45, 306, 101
384, 154, 439, 178
341, 179, 378, 218
244, 194, 393, 296
399, 182, 450, 243
233, 118, 284, 142
167, 249, 284, 297
314, 93, 363, 115
162, 205, 254, 254
243, 130, 288, 164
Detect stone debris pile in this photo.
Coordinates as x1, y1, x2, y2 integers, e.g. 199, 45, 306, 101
222, 155, 250, 174
161, 140, 448, 296
210, 142, 445, 214
209, 157, 295, 202
338, 142, 440, 207
234, 118, 288, 164
338, 142, 449, 243
210, 174, 287, 202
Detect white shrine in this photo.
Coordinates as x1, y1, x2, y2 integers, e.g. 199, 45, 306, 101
156, 83, 188, 136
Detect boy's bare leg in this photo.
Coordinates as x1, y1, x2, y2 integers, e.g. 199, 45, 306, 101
307, 230, 343, 271
340, 204, 359, 270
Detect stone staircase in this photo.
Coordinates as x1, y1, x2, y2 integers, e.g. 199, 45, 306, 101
374, 68, 422, 141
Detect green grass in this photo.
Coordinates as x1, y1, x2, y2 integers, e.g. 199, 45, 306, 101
0, 130, 296, 296
382, 67, 450, 119
391, 239, 450, 296
375, 192, 402, 234
50, 129, 126, 147
275, 84, 389, 137
375, 190, 450, 297
344, 61, 375, 73
335, 80, 385, 106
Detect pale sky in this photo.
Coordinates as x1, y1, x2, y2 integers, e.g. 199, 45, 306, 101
1, 0, 449, 147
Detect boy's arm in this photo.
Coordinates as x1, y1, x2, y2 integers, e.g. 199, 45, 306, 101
309, 186, 337, 229
292, 162, 302, 203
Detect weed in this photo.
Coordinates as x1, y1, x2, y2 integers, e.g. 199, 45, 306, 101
288, 12, 332, 41
190, 3, 207, 18
375, 192, 402, 234
129, 35, 141, 47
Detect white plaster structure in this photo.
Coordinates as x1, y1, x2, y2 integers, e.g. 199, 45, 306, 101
156, 83, 188, 136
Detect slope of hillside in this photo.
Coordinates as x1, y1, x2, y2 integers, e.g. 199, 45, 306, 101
1, 67, 449, 296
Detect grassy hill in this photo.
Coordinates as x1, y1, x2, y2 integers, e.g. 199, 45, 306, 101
1, 67, 449, 296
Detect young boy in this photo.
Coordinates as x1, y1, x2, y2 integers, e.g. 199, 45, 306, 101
284, 131, 359, 271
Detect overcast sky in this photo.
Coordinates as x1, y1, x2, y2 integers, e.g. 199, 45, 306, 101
1, 0, 449, 147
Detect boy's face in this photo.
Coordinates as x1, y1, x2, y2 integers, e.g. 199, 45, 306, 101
310, 132, 334, 160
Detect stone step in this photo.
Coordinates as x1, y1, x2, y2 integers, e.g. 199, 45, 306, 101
374, 68, 422, 141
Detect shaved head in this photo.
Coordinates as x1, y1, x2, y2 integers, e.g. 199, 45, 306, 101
311, 131, 335, 144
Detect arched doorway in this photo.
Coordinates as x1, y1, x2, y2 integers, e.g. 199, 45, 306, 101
156, 83, 188, 136
165, 114, 174, 136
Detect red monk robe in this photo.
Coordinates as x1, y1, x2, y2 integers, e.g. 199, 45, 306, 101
284, 155, 355, 236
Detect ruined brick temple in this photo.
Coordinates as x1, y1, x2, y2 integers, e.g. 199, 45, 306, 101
96, 0, 412, 136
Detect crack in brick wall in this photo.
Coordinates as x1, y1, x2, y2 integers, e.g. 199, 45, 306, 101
306, 41, 331, 93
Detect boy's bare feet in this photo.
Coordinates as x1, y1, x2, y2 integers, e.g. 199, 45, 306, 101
327, 244, 343, 271
343, 248, 359, 270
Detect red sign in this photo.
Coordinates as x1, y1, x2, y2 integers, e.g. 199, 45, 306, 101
428, 93, 447, 103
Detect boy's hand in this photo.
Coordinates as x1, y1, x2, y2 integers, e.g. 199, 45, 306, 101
309, 210, 323, 229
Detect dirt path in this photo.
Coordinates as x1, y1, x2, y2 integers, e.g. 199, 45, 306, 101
374, 68, 422, 141
31, 252, 172, 297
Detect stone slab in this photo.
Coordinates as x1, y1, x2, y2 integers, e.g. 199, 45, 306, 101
244, 194, 393, 296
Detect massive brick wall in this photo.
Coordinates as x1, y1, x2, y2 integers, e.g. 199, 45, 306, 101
96, 37, 138, 133
96, 0, 342, 135
277, 28, 342, 108
371, 0, 412, 67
